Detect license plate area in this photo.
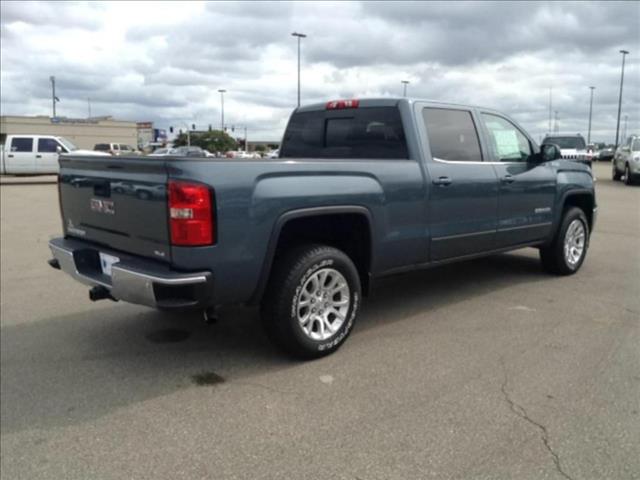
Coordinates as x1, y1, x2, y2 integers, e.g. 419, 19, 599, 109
99, 252, 120, 276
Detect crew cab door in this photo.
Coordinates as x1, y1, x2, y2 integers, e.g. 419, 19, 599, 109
479, 112, 555, 247
35, 137, 62, 174
6, 137, 35, 173
419, 106, 499, 261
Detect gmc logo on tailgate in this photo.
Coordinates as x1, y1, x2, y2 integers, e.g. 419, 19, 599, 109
90, 198, 115, 215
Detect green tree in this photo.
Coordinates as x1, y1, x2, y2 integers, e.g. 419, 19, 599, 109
173, 130, 237, 152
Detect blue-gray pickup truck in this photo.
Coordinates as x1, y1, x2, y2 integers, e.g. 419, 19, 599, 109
49, 98, 597, 358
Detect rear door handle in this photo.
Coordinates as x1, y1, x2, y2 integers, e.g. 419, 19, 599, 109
501, 174, 515, 184
7, 154, 14, 158
433, 176, 452, 186
35, 155, 42, 158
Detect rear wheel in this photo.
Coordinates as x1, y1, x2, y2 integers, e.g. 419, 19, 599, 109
261, 244, 361, 359
612, 162, 622, 181
540, 207, 589, 275
625, 164, 634, 185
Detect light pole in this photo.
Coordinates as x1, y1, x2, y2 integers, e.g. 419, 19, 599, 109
87, 97, 92, 118
622, 114, 628, 141
554, 110, 559, 133
614, 49, 629, 148
218, 89, 226, 132
548, 86, 553, 134
587, 86, 595, 144
49, 76, 59, 117
401, 80, 410, 97
291, 32, 306, 108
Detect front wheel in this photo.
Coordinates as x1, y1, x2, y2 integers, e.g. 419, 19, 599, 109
261, 244, 361, 359
540, 207, 589, 275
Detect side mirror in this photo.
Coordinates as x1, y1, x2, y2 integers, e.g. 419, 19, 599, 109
541, 143, 562, 162
56, 145, 63, 154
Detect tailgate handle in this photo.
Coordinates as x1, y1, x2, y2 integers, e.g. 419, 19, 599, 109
93, 181, 111, 197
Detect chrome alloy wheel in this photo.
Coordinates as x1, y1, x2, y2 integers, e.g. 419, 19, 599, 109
296, 268, 350, 341
563, 219, 586, 267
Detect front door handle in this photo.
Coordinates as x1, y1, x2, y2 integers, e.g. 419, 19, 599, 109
501, 174, 515, 184
35, 155, 42, 158
7, 154, 14, 158
433, 176, 452, 186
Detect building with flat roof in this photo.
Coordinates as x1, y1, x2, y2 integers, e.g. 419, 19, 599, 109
0, 115, 138, 150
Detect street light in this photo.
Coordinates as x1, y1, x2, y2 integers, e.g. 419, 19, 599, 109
587, 86, 595, 145
291, 32, 307, 108
401, 80, 410, 97
49, 75, 60, 117
614, 49, 629, 148
218, 89, 226, 132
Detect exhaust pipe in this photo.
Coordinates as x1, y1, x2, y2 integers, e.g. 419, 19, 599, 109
89, 285, 117, 302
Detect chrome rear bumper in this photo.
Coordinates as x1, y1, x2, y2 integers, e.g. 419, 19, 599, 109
48, 237, 213, 309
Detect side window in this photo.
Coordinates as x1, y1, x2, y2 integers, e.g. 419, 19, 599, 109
481, 113, 532, 162
11, 137, 34, 152
37, 138, 60, 153
422, 108, 482, 161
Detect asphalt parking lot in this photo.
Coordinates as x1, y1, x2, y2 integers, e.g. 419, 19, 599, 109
1, 162, 638, 480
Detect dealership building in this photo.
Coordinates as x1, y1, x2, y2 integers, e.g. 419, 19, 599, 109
0, 115, 139, 150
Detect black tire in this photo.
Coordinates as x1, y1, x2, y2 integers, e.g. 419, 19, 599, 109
540, 207, 589, 275
624, 164, 634, 185
612, 163, 622, 181
261, 244, 361, 359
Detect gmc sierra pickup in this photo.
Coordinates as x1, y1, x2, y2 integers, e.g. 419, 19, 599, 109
48, 98, 597, 358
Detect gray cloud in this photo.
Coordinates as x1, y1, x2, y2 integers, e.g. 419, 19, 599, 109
0, 0, 638, 143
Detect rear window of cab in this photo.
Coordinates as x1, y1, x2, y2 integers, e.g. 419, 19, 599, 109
281, 107, 408, 159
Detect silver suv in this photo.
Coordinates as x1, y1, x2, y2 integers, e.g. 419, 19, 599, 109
612, 135, 640, 185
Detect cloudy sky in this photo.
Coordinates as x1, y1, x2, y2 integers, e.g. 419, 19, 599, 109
1, 1, 638, 143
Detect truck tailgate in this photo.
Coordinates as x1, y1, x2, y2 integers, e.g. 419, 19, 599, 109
58, 155, 171, 261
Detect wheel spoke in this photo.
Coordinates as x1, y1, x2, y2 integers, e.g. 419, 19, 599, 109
295, 267, 351, 341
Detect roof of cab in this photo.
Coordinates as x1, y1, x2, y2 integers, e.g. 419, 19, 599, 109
295, 97, 493, 113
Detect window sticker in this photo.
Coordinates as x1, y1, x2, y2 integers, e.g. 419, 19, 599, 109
492, 129, 520, 158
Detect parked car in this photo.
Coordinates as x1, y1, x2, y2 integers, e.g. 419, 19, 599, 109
266, 149, 280, 159
171, 146, 207, 157
94, 143, 139, 156
598, 146, 615, 162
147, 147, 177, 157
612, 135, 640, 185
542, 134, 592, 166
1, 135, 109, 175
48, 98, 596, 358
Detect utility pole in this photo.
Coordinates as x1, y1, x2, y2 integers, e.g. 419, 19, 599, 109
49, 76, 58, 117
615, 49, 629, 148
554, 111, 559, 134
548, 86, 552, 134
401, 80, 410, 97
87, 98, 92, 118
291, 32, 307, 108
218, 89, 226, 132
244, 125, 248, 152
587, 86, 595, 144
622, 114, 628, 141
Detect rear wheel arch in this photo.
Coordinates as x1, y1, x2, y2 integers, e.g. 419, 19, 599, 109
250, 206, 374, 304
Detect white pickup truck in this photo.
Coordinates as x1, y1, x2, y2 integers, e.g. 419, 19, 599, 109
0, 134, 109, 175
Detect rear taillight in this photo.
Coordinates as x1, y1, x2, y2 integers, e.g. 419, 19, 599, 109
326, 99, 359, 110
168, 180, 215, 246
